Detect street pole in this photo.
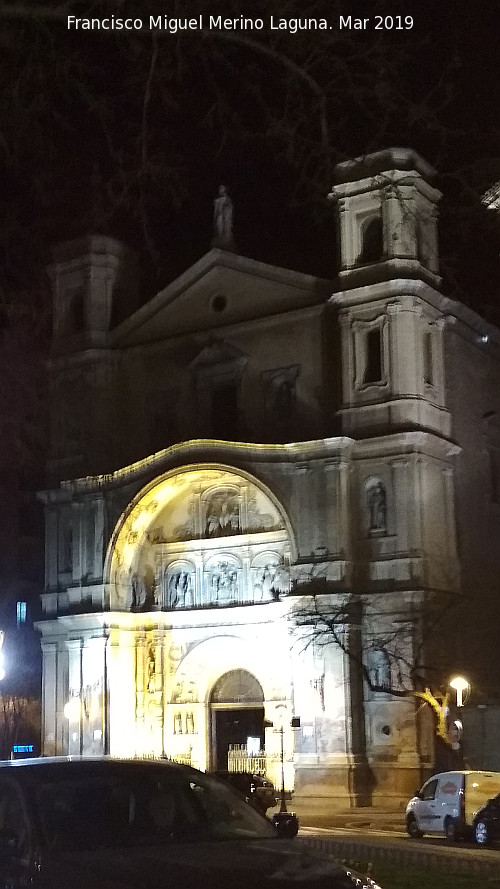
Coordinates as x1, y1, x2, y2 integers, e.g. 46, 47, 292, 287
279, 724, 287, 814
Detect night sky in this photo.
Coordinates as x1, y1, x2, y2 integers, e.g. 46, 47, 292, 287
1, 0, 499, 311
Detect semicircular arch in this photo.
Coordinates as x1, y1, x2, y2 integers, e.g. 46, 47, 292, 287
104, 463, 295, 611
167, 634, 290, 708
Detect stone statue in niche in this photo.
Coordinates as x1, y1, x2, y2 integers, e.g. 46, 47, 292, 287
173, 712, 183, 734
147, 642, 156, 693
205, 491, 240, 537
367, 647, 391, 690
185, 712, 195, 734
367, 480, 387, 532
209, 561, 238, 603
166, 571, 193, 609
130, 564, 157, 611
131, 573, 146, 609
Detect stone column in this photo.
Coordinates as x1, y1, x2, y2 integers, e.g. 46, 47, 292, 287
291, 464, 311, 557
66, 638, 83, 756
342, 608, 371, 806
41, 642, 57, 756
107, 627, 137, 756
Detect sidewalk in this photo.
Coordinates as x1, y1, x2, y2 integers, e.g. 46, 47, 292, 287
271, 798, 407, 832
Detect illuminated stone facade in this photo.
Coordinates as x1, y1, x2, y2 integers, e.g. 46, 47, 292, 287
38, 149, 500, 806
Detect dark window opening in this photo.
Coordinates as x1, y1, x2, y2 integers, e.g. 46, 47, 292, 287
423, 329, 434, 385
358, 216, 383, 264
64, 287, 85, 335
363, 328, 382, 385
211, 383, 239, 440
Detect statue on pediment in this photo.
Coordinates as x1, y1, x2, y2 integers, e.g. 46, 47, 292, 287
212, 185, 236, 250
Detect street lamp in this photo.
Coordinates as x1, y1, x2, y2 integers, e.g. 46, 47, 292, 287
264, 711, 300, 838
450, 676, 470, 708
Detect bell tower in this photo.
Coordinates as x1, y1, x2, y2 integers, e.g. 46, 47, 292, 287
48, 235, 127, 354
329, 148, 450, 438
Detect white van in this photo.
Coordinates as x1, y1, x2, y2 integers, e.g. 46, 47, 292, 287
406, 770, 500, 841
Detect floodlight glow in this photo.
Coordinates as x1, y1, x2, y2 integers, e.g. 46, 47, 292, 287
63, 698, 81, 721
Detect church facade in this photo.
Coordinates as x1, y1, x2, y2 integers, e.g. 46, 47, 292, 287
38, 149, 500, 806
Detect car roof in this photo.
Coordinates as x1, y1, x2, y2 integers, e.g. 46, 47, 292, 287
0, 756, 196, 774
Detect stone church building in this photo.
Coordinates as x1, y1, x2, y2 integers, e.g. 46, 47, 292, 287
38, 149, 500, 806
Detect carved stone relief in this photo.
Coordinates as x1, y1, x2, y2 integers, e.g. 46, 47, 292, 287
169, 482, 283, 542
246, 494, 278, 533
164, 564, 195, 609
173, 711, 196, 735
252, 561, 289, 601
208, 560, 239, 604
205, 490, 240, 537
170, 679, 199, 704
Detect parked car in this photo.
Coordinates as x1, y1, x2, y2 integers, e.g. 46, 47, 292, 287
211, 770, 277, 812
473, 792, 500, 846
0, 757, 383, 888
406, 770, 500, 841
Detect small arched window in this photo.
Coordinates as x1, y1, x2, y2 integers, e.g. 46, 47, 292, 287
358, 216, 383, 264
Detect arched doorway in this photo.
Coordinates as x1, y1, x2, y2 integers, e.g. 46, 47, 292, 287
210, 670, 264, 771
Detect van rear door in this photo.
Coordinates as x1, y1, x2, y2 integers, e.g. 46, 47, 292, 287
465, 772, 500, 825
433, 773, 462, 832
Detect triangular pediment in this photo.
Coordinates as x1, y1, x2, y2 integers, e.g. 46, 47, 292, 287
111, 249, 331, 347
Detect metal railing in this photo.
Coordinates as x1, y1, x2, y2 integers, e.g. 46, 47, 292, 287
133, 751, 193, 767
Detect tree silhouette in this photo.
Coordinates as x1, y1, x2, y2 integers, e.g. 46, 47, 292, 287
292, 587, 460, 749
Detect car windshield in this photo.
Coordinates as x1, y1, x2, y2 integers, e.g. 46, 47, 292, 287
32, 763, 277, 853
